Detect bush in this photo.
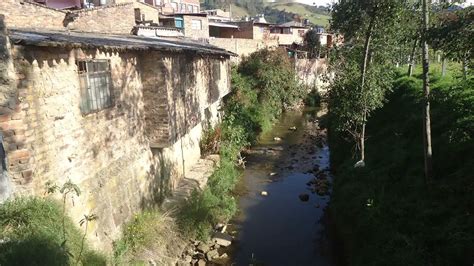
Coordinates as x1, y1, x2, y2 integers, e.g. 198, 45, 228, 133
0, 197, 106, 266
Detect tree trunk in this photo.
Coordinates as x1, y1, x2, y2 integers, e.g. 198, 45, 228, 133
422, 0, 433, 183
441, 54, 447, 77
359, 11, 376, 163
408, 36, 418, 77
462, 52, 468, 80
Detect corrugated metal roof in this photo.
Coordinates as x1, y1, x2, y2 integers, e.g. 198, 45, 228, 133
8, 28, 236, 56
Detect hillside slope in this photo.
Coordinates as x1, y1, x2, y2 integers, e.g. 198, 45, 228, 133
267, 2, 330, 26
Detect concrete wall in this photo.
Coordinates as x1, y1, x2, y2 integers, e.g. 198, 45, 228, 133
0, 21, 231, 250
0, 0, 66, 29
209, 38, 279, 59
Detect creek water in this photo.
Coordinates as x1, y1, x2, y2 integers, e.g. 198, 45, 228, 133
228, 108, 334, 266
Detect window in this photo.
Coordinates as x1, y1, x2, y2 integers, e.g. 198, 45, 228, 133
191, 19, 202, 30
187, 4, 193, 13
180, 3, 186, 12
77, 60, 113, 114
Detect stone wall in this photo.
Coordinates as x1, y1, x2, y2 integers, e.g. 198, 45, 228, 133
0, 0, 66, 29
209, 38, 278, 60
65, 3, 137, 34
295, 58, 329, 92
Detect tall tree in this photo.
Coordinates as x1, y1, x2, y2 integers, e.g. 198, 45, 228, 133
421, 0, 433, 182
330, 0, 406, 165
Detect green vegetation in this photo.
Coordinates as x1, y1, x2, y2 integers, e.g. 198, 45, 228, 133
113, 211, 186, 265
178, 48, 306, 240
267, 3, 331, 26
0, 197, 106, 266
329, 69, 474, 265
201, 0, 331, 26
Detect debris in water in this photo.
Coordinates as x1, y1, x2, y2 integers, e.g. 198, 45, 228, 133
261, 191, 268, 196
269, 172, 277, 176
273, 137, 282, 141
289, 126, 297, 131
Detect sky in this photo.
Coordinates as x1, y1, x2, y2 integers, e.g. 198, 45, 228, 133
293, 0, 474, 7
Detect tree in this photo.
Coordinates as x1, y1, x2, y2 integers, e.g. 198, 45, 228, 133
429, 6, 473, 80
421, 0, 433, 182
304, 30, 322, 59
330, 0, 406, 165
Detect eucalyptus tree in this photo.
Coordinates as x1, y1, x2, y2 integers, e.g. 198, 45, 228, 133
329, 0, 408, 165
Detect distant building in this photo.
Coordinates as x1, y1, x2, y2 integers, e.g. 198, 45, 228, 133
269, 21, 310, 46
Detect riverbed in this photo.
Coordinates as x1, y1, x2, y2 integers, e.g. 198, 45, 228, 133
228, 108, 334, 265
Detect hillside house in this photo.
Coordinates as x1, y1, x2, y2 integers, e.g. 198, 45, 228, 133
269, 21, 310, 46
0, 14, 233, 249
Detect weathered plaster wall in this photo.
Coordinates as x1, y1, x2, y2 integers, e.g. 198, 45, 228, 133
0, 0, 66, 29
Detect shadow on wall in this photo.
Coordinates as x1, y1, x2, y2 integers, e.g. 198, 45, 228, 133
140, 148, 173, 209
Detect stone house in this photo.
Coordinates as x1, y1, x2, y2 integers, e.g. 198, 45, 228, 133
0, 16, 233, 249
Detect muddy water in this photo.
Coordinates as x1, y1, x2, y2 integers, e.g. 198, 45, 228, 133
229, 108, 333, 266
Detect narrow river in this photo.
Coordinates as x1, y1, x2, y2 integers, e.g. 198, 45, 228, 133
228, 107, 334, 265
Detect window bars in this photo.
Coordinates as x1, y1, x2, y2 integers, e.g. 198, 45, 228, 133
77, 59, 113, 114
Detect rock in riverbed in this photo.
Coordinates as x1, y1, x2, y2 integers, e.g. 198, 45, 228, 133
196, 242, 210, 253
299, 193, 310, 202
212, 232, 233, 247
206, 249, 219, 260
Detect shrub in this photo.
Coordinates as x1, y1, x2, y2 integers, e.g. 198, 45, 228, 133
0, 197, 106, 266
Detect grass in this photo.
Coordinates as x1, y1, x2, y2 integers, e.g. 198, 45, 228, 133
113, 210, 186, 265
0, 197, 106, 266
328, 67, 474, 265
231, 4, 250, 19
267, 3, 331, 26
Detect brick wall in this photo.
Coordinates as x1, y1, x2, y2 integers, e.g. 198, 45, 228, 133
1, 30, 231, 249
65, 3, 136, 34
209, 38, 278, 60
133, 1, 160, 23
0, 15, 15, 202
0, 0, 66, 29
182, 15, 209, 40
